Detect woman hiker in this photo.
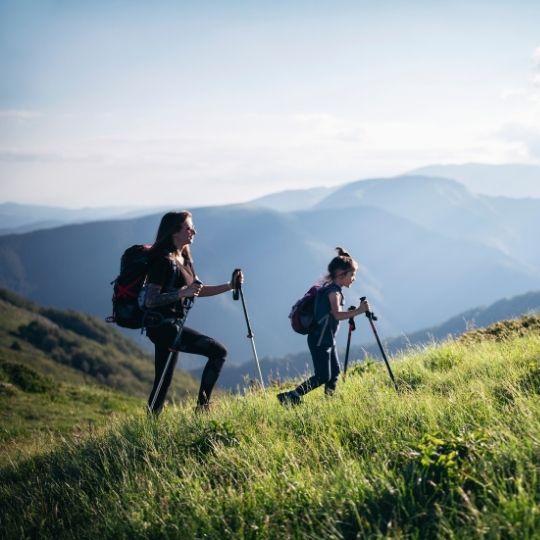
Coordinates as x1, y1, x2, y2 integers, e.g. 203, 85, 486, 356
144, 210, 242, 414
278, 247, 370, 405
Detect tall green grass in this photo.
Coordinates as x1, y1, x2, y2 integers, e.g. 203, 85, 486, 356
1, 332, 539, 539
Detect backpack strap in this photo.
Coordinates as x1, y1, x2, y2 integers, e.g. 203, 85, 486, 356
314, 282, 332, 320
187, 260, 198, 282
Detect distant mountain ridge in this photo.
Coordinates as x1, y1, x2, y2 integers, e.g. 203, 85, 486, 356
248, 186, 338, 211
0, 202, 170, 235
4, 163, 539, 236
248, 163, 540, 211
250, 171, 540, 268
408, 163, 540, 198
313, 175, 540, 268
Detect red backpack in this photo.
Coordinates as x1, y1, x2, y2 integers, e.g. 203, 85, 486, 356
106, 244, 153, 329
288, 285, 322, 334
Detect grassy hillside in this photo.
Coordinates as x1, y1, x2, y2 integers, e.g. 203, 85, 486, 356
1, 316, 538, 538
0, 367, 144, 466
0, 288, 199, 464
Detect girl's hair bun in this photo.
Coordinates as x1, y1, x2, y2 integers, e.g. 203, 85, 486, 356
335, 246, 351, 258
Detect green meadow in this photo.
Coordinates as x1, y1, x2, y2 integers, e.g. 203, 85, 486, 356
1, 316, 539, 539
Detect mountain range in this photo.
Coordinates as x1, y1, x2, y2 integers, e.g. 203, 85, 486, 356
408, 163, 540, 199
0, 168, 539, 370
248, 163, 540, 212
3, 163, 539, 234
0, 202, 170, 235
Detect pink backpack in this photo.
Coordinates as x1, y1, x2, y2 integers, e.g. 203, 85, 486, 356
288, 285, 322, 334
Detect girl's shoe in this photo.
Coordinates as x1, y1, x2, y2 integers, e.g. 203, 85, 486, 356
277, 390, 302, 406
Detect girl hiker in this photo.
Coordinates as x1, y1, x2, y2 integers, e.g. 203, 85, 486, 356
144, 211, 243, 414
278, 247, 370, 405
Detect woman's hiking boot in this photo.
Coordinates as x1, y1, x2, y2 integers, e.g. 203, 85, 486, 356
277, 390, 302, 406
194, 401, 213, 415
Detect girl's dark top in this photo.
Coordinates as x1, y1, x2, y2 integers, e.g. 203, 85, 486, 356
146, 252, 196, 318
309, 282, 344, 347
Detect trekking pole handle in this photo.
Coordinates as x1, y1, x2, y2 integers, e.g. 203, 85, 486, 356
187, 279, 203, 300
232, 268, 242, 301
178, 279, 202, 309
360, 296, 378, 321
348, 305, 357, 331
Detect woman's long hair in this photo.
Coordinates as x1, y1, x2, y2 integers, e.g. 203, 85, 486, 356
324, 246, 358, 283
150, 211, 193, 262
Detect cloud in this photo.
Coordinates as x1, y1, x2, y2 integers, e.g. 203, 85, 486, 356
0, 110, 42, 120
501, 47, 540, 102
292, 113, 366, 143
533, 47, 540, 67
495, 123, 540, 160
0, 150, 105, 163
500, 87, 528, 100
0, 151, 59, 163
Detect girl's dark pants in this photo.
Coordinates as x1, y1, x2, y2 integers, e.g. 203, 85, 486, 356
147, 323, 227, 414
294, 333, 340, 396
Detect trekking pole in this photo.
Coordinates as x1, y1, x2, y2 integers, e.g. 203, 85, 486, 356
360, 296, 398, 392
233, 269, 265, 390
148, 281, 200, 414
343, 305, 357, 377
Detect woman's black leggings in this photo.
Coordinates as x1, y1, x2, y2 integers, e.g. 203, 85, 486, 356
294, 336, 340, 396
146, 323, 227, 414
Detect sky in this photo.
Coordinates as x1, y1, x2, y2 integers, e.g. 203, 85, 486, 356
1, 0, 540, 208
